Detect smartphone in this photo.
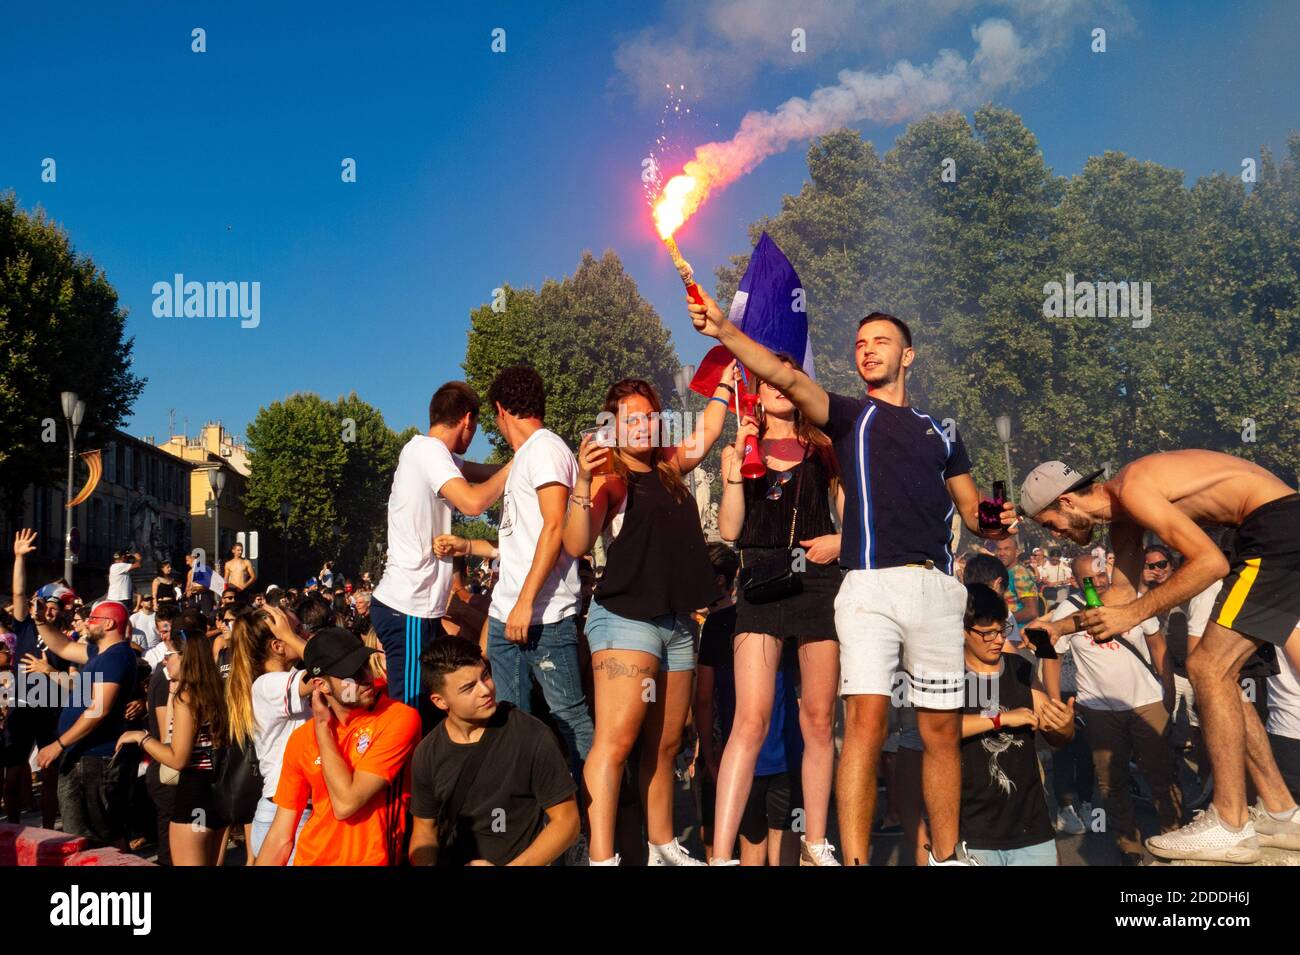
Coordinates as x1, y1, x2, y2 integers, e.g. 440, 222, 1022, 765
978, 481, 1006, 530
1023, 626, 1057, 660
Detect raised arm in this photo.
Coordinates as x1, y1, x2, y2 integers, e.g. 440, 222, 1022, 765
716, 419, 756, 542
562, 435, 623, 558
12, 529, 35, 623
672, 362, 741, 475
687, 289, 830, 427
439, 462, 511, 518
35, 615, 89, 666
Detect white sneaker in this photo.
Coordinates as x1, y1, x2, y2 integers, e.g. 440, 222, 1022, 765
926, 841, 980, 866
708, 857, 740, 866
588, 852, 621, 866
647, 839, 706, 866
799, 837, 842, 866
1055, 805, 1086, 835
564, 832, 590, 866
1146, 805, 1260, 863
1250, 801, 1300, 851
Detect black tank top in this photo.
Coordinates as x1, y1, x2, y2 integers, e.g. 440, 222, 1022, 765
736, 447, 837, 551
595, 468, 721, 620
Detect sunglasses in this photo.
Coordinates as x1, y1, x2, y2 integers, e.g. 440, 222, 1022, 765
1145, 560, 1170, 570
766, 470, 795, 501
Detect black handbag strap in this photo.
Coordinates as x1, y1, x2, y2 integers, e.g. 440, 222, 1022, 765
438, 715, 505, 848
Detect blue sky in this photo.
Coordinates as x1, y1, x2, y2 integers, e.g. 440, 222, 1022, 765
3, 1, 1297, 459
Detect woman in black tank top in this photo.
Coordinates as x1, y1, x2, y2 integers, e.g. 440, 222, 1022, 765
710, 354, 845, 865
562, 373, 734, 866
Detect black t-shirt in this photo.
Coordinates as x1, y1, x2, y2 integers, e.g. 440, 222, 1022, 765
821, 392, 971, 572
410, 703, 576, 866
960, 655, 1055, 851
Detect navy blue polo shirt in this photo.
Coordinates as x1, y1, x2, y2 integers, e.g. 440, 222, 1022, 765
55, 639, 137, 764
822, 392, 971, 572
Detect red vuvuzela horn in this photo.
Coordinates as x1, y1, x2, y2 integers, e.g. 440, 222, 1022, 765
736, 385, 766, 479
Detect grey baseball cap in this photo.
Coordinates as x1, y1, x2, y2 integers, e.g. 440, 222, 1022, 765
1019, 461, 1104, 518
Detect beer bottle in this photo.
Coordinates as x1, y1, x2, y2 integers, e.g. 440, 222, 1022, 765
1082, 577, 1103, 608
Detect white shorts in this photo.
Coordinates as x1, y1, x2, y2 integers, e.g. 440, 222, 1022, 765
1173, 673, 1199, 729
835, 566, 967, 710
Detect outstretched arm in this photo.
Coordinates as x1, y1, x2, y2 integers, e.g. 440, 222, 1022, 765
12, 529, 35, 623
687, 289, 830, 427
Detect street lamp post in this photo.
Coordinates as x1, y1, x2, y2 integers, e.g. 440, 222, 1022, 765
208, 468, 226, 574
673, 365, 698, 513
60, 391, 86, 584
995, 414, 1015, 504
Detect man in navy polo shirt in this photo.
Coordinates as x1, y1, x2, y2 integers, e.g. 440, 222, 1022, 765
689, 293, 1011, 866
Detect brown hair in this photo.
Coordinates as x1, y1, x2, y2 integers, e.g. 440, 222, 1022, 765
225, 610, 277, 747
428, 381, 481, 429
176, 632, 228, 748
602, 378, 691, 504
752, 354, 840, 498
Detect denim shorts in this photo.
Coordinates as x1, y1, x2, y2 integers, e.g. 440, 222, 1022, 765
585, 601, 697, 672
966, 838, 1059, 866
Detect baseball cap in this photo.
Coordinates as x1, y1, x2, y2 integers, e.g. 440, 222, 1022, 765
34, 583, 78, 608
302, 626, 376, 680
1018, 461, 1104, 518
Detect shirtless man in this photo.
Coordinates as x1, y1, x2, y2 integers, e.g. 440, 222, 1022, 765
1008, 451, 1300, 862
224, 541, 256, 593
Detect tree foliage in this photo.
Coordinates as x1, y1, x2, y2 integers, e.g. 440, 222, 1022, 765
0, 192, 145, 519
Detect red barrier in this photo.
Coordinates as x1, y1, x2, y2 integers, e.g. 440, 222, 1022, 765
0, 823, 154, 866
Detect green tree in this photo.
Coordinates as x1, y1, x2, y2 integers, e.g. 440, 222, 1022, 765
0, 192, 145, 520
243, 392, 406, 582
463, 251, 681, 456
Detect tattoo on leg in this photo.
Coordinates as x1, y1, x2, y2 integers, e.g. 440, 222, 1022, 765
592, 659, 655, 680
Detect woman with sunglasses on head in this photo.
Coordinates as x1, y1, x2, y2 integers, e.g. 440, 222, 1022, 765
711, 355, 844, 866
562, 371, 734, 865
226, 605, 314, 862
116, 612, 229, 865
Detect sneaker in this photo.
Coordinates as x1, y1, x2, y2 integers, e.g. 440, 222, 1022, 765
588, 852, 621, 866
708, 857, 740, 866
647, 839, 706, 866
563, 832, 590, 867
1055, 804, 1086, 835
926, 841, 980, 866
1249, 801, 1300, 851
1145, 805, 1260, 864
799, 837, 841, 866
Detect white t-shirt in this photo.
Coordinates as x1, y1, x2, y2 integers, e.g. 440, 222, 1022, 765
373, 435, 464, 618
489, 429, 580, 625
129, 610, 159, 650
1051, 599, 1163, 711
107, 562, 134, 601
1185, 580, 1223, 639
1039, 561, 1071, 587
1267, 642, 1300, 741
251, 669, 311, 799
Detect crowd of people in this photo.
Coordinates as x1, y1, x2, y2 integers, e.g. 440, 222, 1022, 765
2, 287, 1298, 867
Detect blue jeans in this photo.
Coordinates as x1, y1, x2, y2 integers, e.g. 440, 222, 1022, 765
967, 839, 1059, 866
487, 615, 593, 775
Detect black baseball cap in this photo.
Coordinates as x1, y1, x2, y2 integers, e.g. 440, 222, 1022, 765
302, 626, 376, 680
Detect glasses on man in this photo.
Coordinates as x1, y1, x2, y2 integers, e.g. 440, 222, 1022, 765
966, 625, 1005, 641
1145, 560, 1170, 570
766, 470, 795, 501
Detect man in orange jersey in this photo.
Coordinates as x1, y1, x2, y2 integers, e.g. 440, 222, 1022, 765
255, 627, 421, 865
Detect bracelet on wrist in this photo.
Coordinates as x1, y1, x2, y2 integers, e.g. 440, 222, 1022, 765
708, 396, 729, 409
569, 494, 593, 510
726, 478, 744, 485
718, 382, 735, 393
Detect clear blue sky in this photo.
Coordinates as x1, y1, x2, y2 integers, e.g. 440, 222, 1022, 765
3, 1, 1297, 458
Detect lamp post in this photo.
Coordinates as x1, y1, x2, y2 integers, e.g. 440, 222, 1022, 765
672, 365, 698, 513
60, 391, 86, 584
995, 414, 1015, 504
208, 468, 226, 574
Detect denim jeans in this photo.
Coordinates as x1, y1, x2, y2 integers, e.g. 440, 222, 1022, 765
967, 838, 1059, 866
58, 754, 133, 847
487, 614, 593, 775
250, 796, 311, 865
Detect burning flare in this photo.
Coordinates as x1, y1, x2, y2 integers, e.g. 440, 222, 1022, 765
652, 172, 708, 240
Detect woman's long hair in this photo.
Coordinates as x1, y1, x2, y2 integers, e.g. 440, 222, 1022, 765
603, 378, 692, 504
225, 611, 277, 747
753, 354, 840, 499
177, 631, 228, 748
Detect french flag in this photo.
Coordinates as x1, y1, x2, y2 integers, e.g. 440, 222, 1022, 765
689, 232, 815, 396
